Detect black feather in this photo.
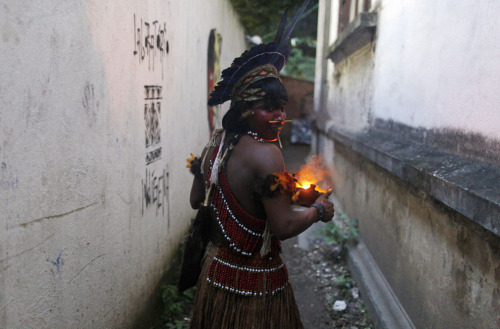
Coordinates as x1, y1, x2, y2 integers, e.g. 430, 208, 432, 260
280, 0, 310, 48
207, 0, 310, 107
273, 8, 289, 43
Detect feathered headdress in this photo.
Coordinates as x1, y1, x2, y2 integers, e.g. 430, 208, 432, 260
207, 0, 310, 106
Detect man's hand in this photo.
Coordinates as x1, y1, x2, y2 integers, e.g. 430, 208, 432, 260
314, 187, 335, 222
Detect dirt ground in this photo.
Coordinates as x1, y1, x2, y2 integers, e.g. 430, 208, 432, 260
282, 227, 374, 329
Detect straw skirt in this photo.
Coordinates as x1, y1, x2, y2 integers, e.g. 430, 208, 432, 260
190, 243, 304, 329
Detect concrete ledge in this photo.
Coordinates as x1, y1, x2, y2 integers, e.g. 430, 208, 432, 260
348, 240, 415, 329
328, 12, 377, 63
315, 123, 500, 237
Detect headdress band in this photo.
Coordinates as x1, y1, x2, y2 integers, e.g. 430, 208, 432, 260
233, 64, 281, 102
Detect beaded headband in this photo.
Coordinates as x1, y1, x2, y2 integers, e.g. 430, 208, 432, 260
233, 64, 281, 102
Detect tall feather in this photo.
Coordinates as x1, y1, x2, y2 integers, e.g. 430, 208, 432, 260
207, 0, 310, 107
272, 9, 289, 43
279, 0, 310, 47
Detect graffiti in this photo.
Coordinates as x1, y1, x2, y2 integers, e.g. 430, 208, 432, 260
146, 147, 162, 165
141, 166, 169, 218
51, 252, 64, 280
1, 162, 18, 207
1, 162, 18, 191
144, 85, 162, 165
133, 15, 170, 77
145, 85, 162, 100
145, 101, 161, 148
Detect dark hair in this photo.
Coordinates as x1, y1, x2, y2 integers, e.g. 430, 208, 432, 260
222, 78, 288, 133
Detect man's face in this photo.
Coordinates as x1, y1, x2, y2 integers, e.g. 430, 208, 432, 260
247, 100, 287, 141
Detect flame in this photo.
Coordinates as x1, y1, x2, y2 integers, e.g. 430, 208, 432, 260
293, 155, 331, 193
295, 180, 327, 193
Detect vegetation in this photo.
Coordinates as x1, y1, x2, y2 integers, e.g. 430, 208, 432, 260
158, 284, 196, 329
281, 47, 317, 81
229, 0, 318, 41
229, 0, 319, 81
150, 245, 197, 329
317, 213, 359, 259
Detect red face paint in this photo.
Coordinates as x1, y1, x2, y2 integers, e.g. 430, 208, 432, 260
248, 101, 287, 141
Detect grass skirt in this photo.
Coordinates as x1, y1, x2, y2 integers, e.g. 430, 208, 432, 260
190, 243, 304, 329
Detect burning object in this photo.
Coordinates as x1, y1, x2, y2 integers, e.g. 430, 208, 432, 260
292, 155, 332, 206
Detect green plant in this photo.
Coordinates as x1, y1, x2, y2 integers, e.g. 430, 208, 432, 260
318, 213, 359, 259
159, 284, 196, 329
281, 47, 316, 82
319, 213, 359, 243
166, 320, 188, 329
335, 274, 353, 298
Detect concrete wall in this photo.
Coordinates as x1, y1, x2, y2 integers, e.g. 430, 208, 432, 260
372, 0, 500, 139
0, 1, 245, 328
314, 0, 500, 328
331, 141, 499, 328
319, 0, 500, 138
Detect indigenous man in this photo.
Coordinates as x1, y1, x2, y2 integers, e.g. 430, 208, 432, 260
186, 1, 334, 328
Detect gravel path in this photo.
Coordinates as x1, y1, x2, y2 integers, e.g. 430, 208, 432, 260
281, 144, 374, 329
282, 225, 374, 329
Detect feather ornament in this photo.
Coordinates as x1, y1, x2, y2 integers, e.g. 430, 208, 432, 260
207, 0, 310, 107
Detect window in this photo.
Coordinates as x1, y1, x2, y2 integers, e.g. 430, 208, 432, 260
338, 0, 371, 33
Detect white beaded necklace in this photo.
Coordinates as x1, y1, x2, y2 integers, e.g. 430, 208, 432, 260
247, 130, 265, 143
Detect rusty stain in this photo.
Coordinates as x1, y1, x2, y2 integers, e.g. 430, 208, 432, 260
18, 202, 99, 229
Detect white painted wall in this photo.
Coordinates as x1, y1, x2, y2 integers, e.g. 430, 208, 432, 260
372, 0, 500, 139
317, 0, 500, 140
0, 1, 245, 328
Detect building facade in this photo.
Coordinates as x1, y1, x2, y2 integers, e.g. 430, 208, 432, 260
314, 0, 499, 328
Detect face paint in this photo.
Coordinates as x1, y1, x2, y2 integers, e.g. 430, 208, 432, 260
247, 100, 287, 141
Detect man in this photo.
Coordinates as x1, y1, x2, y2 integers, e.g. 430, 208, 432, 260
186, 1, 334, 327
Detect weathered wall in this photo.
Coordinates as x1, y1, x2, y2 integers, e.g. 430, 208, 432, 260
371, 0, 500, 139
331, 141, 499, 329
327, 44, 374, 133
320, 0, 500, 140
314, 0, 500, 327
0, 1, 245, 328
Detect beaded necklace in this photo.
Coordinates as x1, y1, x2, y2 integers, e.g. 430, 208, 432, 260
247, 130, 265, 143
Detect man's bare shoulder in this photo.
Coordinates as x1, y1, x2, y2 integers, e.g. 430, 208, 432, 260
239, 136, 284, 177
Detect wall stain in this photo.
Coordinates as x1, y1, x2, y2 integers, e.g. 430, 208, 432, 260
82, 82, 98, 127
17, 201, 99, 229
69, 254, 106, 283
1, 234, 55, 271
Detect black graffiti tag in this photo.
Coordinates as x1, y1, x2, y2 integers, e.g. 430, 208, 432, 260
141, 166, 169, 217
133, 15, 170, 77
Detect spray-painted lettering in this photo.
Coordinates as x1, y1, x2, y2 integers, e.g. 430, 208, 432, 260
141, 166, 169, 217
133, 15, 170, 77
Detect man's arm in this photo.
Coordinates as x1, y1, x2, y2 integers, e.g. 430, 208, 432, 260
255, 144, 334, 240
